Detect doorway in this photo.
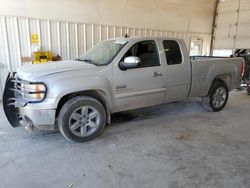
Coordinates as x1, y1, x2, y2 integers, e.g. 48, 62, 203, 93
190, 38, 203, 56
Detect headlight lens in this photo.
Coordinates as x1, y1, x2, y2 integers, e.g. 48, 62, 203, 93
21, 83, 47, 102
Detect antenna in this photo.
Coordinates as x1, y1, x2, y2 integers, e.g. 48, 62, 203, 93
124, 34, 129, 38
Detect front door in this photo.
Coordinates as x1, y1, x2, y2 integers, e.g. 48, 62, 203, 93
113, 40, 166, 112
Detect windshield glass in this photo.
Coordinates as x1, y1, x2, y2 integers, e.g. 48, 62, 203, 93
78, 40, 127, 65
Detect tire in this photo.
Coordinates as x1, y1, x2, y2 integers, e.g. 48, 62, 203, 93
202, 81, 229, 112
58, 96, 106, 142
247, 86, 250, 95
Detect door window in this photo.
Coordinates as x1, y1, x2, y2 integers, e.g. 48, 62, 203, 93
122, 41, 160, 68
163, 40, 182, 65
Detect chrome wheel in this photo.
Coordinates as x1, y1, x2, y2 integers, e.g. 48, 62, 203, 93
212, 87, 227, 108
69, 106, 101, 137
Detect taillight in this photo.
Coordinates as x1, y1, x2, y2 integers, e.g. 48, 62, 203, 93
241, 62, 245, 79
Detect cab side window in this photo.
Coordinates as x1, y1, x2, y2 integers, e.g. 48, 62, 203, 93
123, 41, 160, 68
163, 40, 182, 65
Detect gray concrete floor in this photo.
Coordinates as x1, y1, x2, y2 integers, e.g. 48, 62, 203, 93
0, 90, 250, 188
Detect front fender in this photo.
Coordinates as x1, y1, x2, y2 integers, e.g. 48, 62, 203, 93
47, 75, 114, 110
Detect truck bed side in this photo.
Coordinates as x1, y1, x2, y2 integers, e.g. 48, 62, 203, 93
189, 57, 243, 98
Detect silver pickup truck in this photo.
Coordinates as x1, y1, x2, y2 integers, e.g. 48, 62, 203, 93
3, 37, 243, 142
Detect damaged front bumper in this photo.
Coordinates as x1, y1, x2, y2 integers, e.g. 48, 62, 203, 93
3, 73, 57, 131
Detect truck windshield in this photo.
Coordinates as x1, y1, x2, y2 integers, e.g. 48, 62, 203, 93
78, 40, 127, 65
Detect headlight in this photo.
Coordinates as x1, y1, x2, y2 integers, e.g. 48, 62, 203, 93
20, 83, 47, 102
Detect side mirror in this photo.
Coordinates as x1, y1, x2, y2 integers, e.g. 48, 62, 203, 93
119, 56, 141, 70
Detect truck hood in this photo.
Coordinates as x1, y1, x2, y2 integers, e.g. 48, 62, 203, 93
17, 60, 96, 81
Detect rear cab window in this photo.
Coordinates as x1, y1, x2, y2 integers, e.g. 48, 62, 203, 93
163, 40, 182, 65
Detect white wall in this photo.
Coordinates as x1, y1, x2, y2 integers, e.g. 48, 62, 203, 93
0, 0, 216, 98
0, 0, 216, 34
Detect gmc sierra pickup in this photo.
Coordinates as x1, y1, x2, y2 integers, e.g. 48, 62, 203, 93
3, 37, 243, 142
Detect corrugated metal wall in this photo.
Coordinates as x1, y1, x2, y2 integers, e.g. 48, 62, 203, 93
0, 15, 212, 99
213, 0, 250, 50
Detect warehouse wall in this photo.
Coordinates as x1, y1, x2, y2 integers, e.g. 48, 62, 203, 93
0, 0, 216, 33
0, 0, 216, 98
213, 0, 250, 50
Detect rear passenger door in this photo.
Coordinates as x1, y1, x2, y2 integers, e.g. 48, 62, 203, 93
162, 40, 191, 102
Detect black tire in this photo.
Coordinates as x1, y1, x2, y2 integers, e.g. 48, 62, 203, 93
247, 86, 250, 95
202, 81, 229, 112
58, 96, 106, 142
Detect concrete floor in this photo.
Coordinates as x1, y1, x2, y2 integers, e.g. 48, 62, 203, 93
0, 90, 250, 188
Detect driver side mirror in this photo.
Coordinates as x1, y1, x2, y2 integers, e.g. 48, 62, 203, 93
119, 56, 141, 71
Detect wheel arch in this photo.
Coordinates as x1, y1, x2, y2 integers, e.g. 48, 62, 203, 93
56, 90, 111, 124
209, 74, 232, 94
214, 74, 232, 89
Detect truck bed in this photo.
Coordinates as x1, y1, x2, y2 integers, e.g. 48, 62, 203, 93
189, 56, 243, 98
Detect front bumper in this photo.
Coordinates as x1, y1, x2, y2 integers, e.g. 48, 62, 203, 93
3, 73, 57, 131
19, 108, 56, 130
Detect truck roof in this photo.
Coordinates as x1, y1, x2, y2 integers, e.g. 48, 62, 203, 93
106, 36, 183, 43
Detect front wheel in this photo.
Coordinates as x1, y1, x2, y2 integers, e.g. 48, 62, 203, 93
58, 96, 106, 142
202, 81, 229, 112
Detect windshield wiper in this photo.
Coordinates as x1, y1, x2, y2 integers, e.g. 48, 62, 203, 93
76, 58, 97, 65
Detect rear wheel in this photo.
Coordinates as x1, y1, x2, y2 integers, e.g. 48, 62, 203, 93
247, 85, 250, 95
202, 81, 229, 112
58, 96, 106, 142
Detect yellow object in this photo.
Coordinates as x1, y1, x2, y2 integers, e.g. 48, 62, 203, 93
32, 51, 53, 64
40, 59, 48, 63
31, 34, 39, 44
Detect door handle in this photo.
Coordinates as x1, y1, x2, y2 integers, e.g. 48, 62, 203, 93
152, 72, 163, 77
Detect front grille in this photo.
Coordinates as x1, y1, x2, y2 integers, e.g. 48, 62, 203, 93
10, 77, 25, 100
8, 77, 29, 106
9, 77, 47, 104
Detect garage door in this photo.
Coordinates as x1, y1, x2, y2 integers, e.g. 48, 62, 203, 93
214, 0, 250, 50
